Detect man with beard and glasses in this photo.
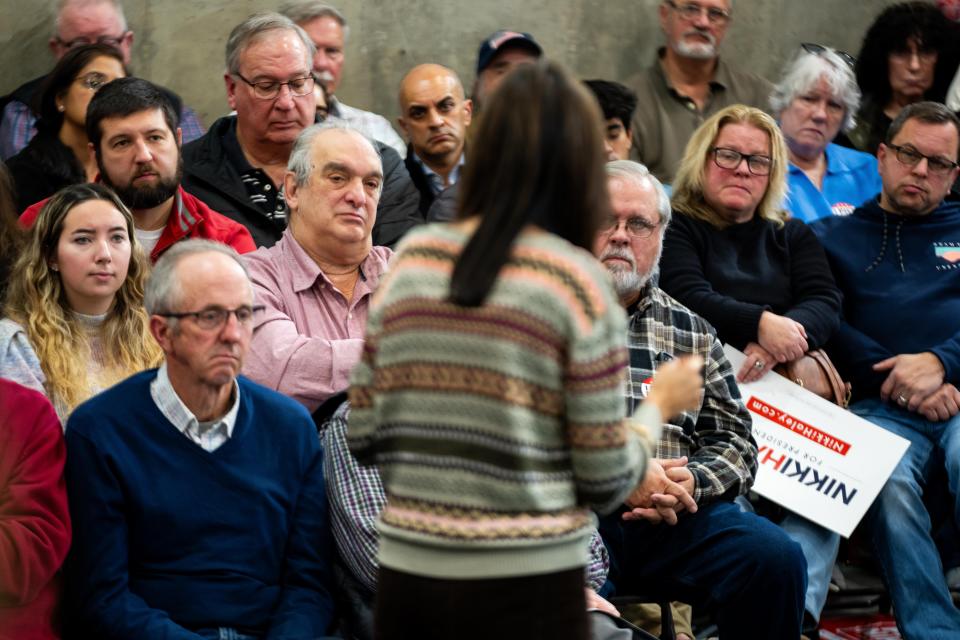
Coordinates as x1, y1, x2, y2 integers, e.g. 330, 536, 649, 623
19, 78, 255, 262
593, 160, 807, 639
627, 0, 772, 183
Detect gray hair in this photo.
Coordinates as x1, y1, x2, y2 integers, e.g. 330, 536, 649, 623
287, 123, 382, 189
279, 1, 350, 42
145, 240, 251, 316
54, 0, 127, 37
225, 12, 315, 76
605, 160, 672, 230
770, 48, 860, 133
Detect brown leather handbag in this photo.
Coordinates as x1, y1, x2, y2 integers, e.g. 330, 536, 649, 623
774, 349, 852, 408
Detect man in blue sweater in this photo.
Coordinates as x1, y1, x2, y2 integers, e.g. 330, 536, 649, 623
813, 101, 960, 640
64, 240, 335, 639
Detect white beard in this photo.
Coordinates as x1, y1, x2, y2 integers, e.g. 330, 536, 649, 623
671, 31, 718, 60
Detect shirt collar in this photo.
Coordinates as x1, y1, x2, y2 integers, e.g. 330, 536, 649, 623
151, 362, 240, 440
281, 227, 379, 294
412, 151, 466, 193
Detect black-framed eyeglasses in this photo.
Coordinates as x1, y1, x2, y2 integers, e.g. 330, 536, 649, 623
233, 72, 314, 100
886, 143, 959, 176
55, 33, 128, 50
665, 0, 731, 25
710, 147, 772, 176
600, 215, 661, 238
801, 42, 856, 69
157, 305, 266, 330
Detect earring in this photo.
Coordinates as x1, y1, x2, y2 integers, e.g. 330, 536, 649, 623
57, 104, 65, 112
50, 264, 59, 272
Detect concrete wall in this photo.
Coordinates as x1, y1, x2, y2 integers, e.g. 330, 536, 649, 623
1, 0, 905, 132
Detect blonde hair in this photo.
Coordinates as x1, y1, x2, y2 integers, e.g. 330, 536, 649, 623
5, 184, 162, 412
671, 104, 789, 228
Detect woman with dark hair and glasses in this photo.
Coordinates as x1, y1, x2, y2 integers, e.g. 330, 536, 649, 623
347, 59, 703, 640
6, 44, 126, 212
846, 1, 960, 155
659, 103, 843, 634
771, 45, 882, 222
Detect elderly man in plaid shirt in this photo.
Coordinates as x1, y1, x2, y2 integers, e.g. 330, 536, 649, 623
593, 160, 807, 640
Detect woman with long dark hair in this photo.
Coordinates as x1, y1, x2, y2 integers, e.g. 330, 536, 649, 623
347, 60, 701, 640
6, 44, 126, 212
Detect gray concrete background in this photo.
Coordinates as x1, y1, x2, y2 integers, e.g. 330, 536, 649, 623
1, 0, 904, 131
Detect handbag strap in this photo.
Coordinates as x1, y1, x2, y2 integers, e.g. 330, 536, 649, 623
806, 349, 852, 408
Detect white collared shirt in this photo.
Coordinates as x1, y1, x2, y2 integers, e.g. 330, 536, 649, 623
150, 363, 240, 452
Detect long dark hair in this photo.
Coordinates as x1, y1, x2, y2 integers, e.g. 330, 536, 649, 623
450, 59, 609, 306
855, 2, 960, 106
0, 162, 23, 311
36, 43, 127, 134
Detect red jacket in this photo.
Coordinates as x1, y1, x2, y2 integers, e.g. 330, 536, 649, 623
20, 185, 256, 262
0, 379, 70, 640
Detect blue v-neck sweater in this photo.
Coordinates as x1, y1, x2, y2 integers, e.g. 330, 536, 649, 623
64, 370, 334, 639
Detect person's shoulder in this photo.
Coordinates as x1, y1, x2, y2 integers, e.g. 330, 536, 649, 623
67, 370, 157, 435
0, 317, 27, 339
827, 143, 878, 172
237, 375, 314, 430
242, 233, 286, 277
182, 116, 234, 163
181, 188, 255, 247
647, 285, 719, 336
366, 244, 395, 273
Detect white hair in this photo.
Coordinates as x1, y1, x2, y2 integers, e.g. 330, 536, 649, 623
770, 48, 860, 133
605, 160, 672, 230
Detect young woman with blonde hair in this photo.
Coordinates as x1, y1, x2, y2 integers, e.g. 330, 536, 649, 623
0, 183, 161, 422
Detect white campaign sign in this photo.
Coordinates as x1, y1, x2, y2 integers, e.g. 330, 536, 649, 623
724, 345, 910, 538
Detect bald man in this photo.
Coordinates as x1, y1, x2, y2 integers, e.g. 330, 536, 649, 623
397, 63, 472, 217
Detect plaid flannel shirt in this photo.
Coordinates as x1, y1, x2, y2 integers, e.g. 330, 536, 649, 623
321, 402, 611, 593
626, 285, 756, 504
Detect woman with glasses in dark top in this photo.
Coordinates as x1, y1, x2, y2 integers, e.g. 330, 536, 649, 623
659, 104, 843, 635
772, 45, 882, 222
6, 44, 126, 212
845, 1, 960, 155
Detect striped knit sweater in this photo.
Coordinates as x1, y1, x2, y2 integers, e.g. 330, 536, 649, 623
347, 222, 649, 581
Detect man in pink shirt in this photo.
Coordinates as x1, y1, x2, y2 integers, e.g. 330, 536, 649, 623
243, 124, 391, 412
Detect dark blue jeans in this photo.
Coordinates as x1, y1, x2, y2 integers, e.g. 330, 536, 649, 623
599, 500, 806, 639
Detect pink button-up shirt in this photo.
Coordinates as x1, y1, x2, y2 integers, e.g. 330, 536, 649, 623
243, 229, 393, 412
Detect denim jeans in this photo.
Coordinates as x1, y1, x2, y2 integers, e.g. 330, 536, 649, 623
852, 398, 960, 640
600, 500, 807, 639
736, 495, 840, 621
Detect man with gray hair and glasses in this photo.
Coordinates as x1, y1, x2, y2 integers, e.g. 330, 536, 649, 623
280, 2, 406, 157
184, 12, 420, 249
593, 160, 807, 639
627, 0, 771, 183
63, 239, 337, 639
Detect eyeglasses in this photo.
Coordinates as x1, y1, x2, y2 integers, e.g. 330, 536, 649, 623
75, 71, 113, 91
710, 147, 772, 176
665, 0, 731, 25
157, 305, 265, 330
234, 72, 314, 100
886, 143, 959, 176
600, 215, 661, 238
889, 45, 937, 64
54, 33, 128, 50
801, 42, 856, 69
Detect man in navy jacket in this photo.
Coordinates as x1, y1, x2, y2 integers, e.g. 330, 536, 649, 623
813, 101, 960, 640
64, 240, 335, 639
